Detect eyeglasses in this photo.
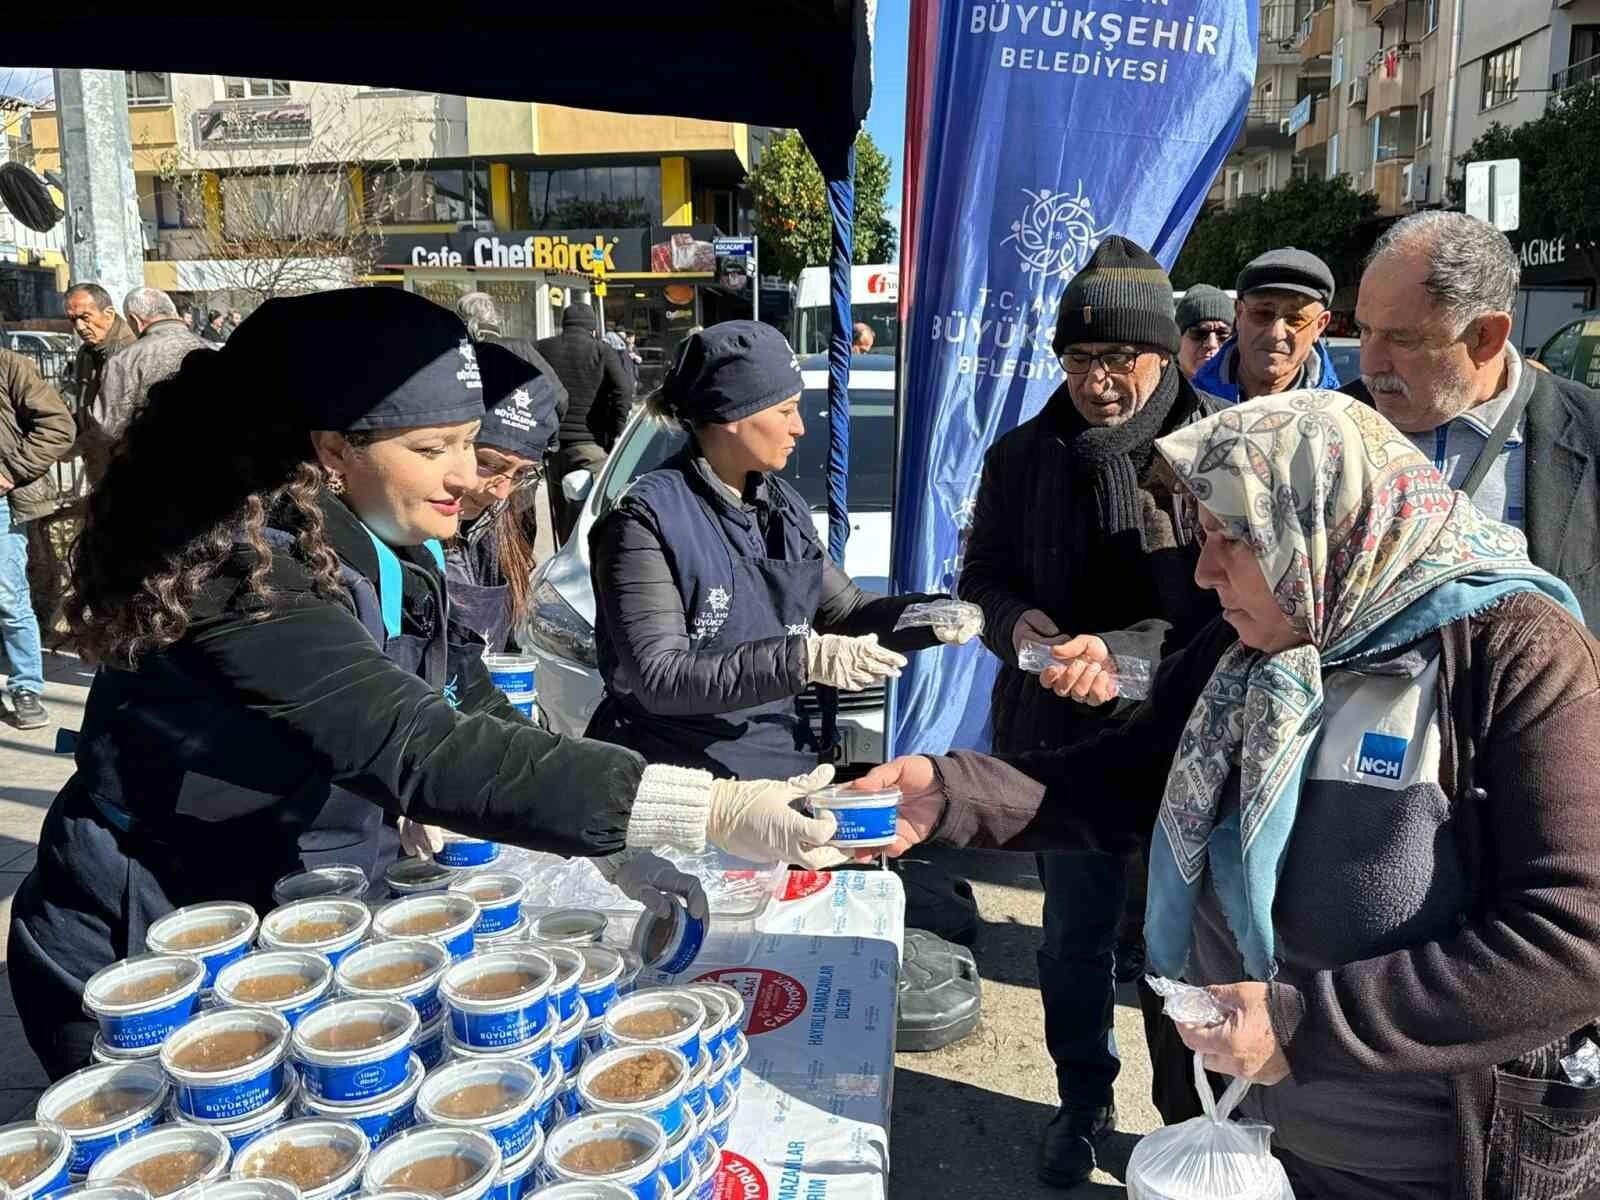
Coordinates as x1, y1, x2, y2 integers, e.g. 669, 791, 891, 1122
1059, 348, 1143, 376
1184, 324, 1230, 345
475, 457, 542, 490
1240, 302, 1324, 333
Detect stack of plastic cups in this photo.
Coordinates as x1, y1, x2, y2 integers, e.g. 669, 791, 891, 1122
158, 1007, 297, 1154
289, 997, 424, 1153
335, 937, 453, 1075
415, 1056, 545, 1196
483, 653, 538, 721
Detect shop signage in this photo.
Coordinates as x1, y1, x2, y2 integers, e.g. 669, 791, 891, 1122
1286, 95, 1313, 136
380, 224, 725, 277
713, 236, 756, 257
1518, 235, 1567, 268
193, 102, 313, 149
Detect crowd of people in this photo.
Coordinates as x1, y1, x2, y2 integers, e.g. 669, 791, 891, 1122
1, 206, 1598, 1197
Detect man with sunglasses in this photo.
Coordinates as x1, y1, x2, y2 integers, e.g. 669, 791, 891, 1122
959, 235, 1220, 1185
1174, 284, 1234, 380
1190, 247, 1342, 407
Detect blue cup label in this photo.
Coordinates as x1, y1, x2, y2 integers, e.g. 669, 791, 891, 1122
684, 1083, 707, 1119
446, 929, 476, 961
451, 1001, 549, 1048
411, 988, 443, 1024
475, 902, 521, 935
415, 1032, 447, 1070
353, 1101, 416, 1147
649, 1097, 684, 1138
489, 668, 535, 691
178, 1063, 285, 1121
830, 803, 898, 841
199, 942, 250, 990
580, 982, 618, 1019
33, 1163, 71, 1198
491, 1113, 536, 1159
555, 986, 581, 1022
103, 992, 199, 1049
298, 1048, 408, 1102
437, 841, 499, 867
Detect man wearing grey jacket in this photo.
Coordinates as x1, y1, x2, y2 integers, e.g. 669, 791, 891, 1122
85, 288, 213, 483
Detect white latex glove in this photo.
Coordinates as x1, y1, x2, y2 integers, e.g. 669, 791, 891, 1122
398, 818, 446, 859
1012, 608, 1061, 657
805, 633, 907, 691
602, 851, 710, 922
707, 763, 847, 869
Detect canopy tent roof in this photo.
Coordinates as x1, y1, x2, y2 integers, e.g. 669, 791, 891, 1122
1, 5, 872, 172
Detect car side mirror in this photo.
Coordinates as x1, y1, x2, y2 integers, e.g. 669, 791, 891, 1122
561, 469, 594, 503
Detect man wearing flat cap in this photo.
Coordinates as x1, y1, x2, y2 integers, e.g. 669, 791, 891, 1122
1190, 247, 1342, 407
959, 236, 1221, 1184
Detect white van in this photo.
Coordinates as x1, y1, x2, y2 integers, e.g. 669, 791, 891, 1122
792, 264, 898, 357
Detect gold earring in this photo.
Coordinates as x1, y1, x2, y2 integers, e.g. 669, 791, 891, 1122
326, 471, 345, 495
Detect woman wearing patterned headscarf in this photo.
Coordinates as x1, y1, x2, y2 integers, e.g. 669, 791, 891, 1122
850, 390, 1600, 1197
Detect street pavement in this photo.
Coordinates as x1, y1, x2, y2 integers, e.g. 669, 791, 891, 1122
0, 643, 1162, 1195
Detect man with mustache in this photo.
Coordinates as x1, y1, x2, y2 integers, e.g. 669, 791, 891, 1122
1348, 210, 1600, 633
1189, 248, 1342, 406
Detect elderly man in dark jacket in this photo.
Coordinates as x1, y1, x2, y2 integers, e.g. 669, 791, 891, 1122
84, 288, 213, 484
65, 282, 136, 425
958, 236, 1218, 1185
538, 301, 634, 542
0, 350, 75, 728
1348, 210, 1600, 634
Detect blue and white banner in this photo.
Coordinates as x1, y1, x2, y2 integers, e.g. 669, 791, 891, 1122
890, 0, 1257, 755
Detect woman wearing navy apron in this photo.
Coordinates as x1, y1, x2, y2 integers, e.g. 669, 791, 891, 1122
586, 321, 976, 781
442, 355, 561, 652
10, 291, 842, 1078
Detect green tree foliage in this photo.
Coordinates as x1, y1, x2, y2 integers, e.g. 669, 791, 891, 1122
1455, 82, 1600, 279
1172, 176, 1379, 290
747, 130, 897, 281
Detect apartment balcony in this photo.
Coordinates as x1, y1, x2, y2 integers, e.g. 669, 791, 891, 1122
1366, 47, 1421, 118
1296, 3, 1335, 62
1241, 99, 1300, 149
1259, 3, 1302, 64
1292, 95, 1332, 151
1552, 52, 1600, 98
1369, 0, 1406, 24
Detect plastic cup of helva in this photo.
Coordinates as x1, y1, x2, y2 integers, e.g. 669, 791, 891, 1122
601, 992, 705, 1068
145, 904, 259, 992
171, 1068, 298, 1157
257, 900, 371, 969
82, 956, 206, 1055
384, 858, 459, 899
449, 874, 527, 937
85, 1123, 230, 1200
159, 1007, 291, 1124
295, 1052, 424, 1149
576, 1046, 689, 1139
805, 784, 900, 849
526, 911, 606, 948
372, 894, 480, 963
416, 1058, 543, 1161
230, 1116, 369, 1200
540, 1114, 664, 1200
212, 951, 332, 1030
270, 865, 369, 908
440, 950, 555, 1050
290, 998, 419, 1105
36, 1062, 168, 1180
435, 837, 500, 870
361, 1125, 501, 1200
334, 938, 451, 1024
574, 948, 624, 1021
0, 1121, 74, 1200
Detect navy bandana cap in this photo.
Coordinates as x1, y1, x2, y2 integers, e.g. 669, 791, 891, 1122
662, 320, 805, 425
224, 287, 486, 432
476, 341, 561, 460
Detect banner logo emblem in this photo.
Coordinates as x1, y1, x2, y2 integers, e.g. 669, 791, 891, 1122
1002, 182, 1110, 284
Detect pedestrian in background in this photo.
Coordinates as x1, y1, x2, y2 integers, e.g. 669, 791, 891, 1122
1174, 284, 1233, 380
957, 236, 1219, 1185
84, 288, 212, 485
1349, 210, 1600, 634
1190, 248, 1341, 406
0, 349, 75, 729
852, 322, 875, 354
64, 283, 135, 424
200, 309, 228, 345
538, 302, 634, 543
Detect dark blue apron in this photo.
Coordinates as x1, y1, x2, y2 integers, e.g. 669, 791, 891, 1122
443, 531, 513, 654
587, 458, 824, 780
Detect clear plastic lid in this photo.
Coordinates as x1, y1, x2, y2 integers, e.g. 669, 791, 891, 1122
806, 785, 900, 809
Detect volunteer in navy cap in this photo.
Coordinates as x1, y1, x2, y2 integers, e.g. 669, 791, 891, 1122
585, 319, 974, 781
9, 291, 848, 1079
440, 339, 561, 653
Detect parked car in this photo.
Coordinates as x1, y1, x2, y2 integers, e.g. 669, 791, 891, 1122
522, 355, 896, 766
1534, 312, 1600, 388
1324, 336, 1362, 386
2, 330, 75, 355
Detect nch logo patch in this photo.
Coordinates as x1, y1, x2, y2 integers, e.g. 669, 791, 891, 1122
1357, 731, 1409, 780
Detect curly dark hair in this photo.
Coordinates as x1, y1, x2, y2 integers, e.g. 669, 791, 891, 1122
66, 348, 351, 668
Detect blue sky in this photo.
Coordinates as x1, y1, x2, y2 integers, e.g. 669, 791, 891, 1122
864, 0, 910, 256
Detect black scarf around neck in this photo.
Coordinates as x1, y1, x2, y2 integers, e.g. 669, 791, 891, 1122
1051, 365, 1182, 540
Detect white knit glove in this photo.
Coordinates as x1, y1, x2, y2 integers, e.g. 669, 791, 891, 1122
707, 764, 846, 869
398, 818, 446, 858
805, 633, 907, 691
597, 851, 710, 921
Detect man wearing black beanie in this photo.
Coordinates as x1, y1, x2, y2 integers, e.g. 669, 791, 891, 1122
959, 235, 1221, 1182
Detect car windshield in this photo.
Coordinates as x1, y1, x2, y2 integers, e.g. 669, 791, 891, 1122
600, 386, 896, 516
1325, 342, 1362, 385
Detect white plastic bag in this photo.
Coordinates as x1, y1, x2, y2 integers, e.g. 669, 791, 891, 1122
1125, 1053, 1295, 1200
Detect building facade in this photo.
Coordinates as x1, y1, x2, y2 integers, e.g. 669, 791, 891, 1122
25, 73, 765, 357
0, 103, 68, 323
